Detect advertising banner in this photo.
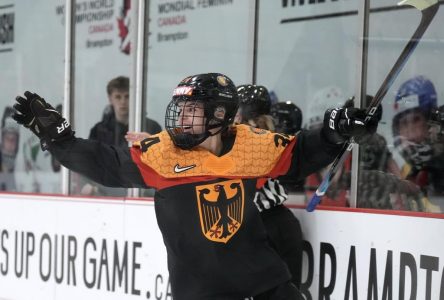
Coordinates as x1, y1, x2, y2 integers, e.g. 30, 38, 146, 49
1, 193, 443, 299
294, 208, 444, 299
0, 194, 170, 300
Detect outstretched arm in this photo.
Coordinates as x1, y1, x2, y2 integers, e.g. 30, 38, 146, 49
50, 137, 147, 188
13, 91, 147, 189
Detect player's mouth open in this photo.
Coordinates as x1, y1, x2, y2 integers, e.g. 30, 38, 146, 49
182, 126, 193, 132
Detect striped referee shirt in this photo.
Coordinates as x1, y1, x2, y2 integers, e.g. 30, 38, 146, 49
254, 178, 288, 212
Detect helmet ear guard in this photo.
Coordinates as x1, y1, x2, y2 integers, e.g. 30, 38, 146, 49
165, 73, 239, 150
206, 105, 227, 130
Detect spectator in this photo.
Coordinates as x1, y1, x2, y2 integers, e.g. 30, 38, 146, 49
89, 76, 161, 146
0, 106, 19, 190
81, 76, 162, 196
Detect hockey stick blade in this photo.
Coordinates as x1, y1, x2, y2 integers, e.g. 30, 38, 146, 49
306, 0, 439, 212
398, 0, 438, 11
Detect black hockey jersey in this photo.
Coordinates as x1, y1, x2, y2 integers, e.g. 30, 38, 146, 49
50, 124, 341, 299
129, 125, 296, 298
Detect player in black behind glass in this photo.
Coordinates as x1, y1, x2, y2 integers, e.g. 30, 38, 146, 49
236, 85, 303, 289
13, 73, 379, 300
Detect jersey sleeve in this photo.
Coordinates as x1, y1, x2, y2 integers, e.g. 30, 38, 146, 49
49, 137, 148, 188
266, 136, 297, 179
279, 128, 344, 182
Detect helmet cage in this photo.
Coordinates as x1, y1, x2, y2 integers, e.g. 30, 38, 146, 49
165, 96, 236, 150
165, 97, 208, 150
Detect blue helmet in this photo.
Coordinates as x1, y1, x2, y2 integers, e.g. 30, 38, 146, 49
394, 75, 437, 117
392, 75, 438, 136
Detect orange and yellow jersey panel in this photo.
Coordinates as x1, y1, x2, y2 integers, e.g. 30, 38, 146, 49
130, 124, 296, 190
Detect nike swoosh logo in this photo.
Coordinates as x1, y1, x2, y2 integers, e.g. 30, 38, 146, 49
174, 164, 196, 173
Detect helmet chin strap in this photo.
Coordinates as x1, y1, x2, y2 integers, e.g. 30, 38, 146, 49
172, 131, 210, 150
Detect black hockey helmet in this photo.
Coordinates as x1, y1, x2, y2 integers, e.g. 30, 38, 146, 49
165, 73, 239, 150
237, 85, 271, 121
270, 101, 302, 134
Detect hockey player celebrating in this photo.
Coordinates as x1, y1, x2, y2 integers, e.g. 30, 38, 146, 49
13, 73, 379, 299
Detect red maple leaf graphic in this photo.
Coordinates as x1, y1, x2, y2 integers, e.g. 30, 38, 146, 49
117, 17, 128, 39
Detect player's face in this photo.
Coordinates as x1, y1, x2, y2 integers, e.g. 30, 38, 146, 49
177, 101, 206, 134
398, 111, 429, 143
108, 89, 129, 121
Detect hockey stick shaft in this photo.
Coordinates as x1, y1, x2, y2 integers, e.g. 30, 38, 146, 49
365, 0, 439, 116
306, 0, 439, 212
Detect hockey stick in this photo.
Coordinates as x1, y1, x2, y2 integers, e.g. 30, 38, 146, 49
306, 0, 439, 212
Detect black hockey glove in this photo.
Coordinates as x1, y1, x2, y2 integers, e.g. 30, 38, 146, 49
13, 91, 74, 150
322, 107, 378, 144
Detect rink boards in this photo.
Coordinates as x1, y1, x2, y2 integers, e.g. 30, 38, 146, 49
0, 193, 442, 299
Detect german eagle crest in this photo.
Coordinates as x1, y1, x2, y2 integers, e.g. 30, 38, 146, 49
196, 179, 244, 243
